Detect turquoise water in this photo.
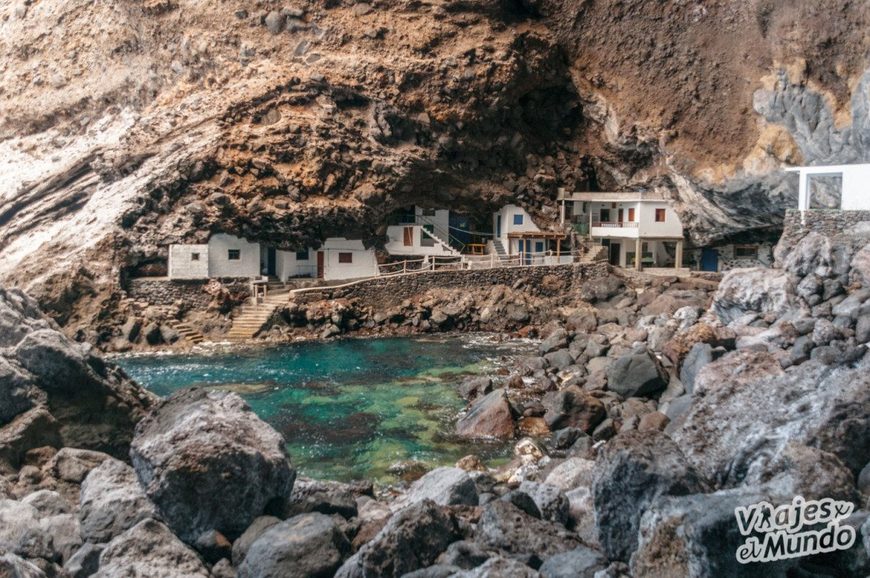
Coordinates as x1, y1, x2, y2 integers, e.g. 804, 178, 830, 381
118, 336, 530, 483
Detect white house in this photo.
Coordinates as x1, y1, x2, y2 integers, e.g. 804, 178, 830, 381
787, 163, 870, 211
385, 206, 458, 257
492, 204, 567, 264
168, 234, 379, 282
558, 191, 685, 270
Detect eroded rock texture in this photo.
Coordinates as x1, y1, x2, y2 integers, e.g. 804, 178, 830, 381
0, 0, 868, 336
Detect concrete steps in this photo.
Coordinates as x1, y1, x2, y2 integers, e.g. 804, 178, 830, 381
225, 290, 291, 341
166, 320, 207, 344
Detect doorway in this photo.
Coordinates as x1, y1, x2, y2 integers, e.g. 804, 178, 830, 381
609, 243, 621, 266
266, 247, 277, 276
700, 248, 718, 272
317, 251, 325, 278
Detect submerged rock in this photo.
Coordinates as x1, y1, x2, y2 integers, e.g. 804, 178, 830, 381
130, 389, 295, 544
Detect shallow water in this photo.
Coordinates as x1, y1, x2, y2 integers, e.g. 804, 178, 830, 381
118, 335, 532, 483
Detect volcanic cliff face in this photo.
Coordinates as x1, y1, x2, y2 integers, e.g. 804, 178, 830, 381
0, 0, 868, 332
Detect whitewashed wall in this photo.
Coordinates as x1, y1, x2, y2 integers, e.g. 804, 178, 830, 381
322, 238, 379, 280
276, 248, 317, 280
493, 205, 540, 249
385, 225, 456, 256
208, 234, 261, 278
637, 201, 683, 238
168, 244, 209, 279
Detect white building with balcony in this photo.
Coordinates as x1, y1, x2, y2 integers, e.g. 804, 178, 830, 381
558, 191, 685, 270
385, 206, 459, 257
492, 204, 569, 265
786, 163, 870, 211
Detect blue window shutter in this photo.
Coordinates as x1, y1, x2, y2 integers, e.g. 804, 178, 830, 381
513, 214, 524, 225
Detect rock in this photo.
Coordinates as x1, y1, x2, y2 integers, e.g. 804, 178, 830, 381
143, 322, 162, 345
0, 499, 54, 561
158, 325, 179, 344
637, 411, 669, 432
120, 318, 141, 343
435, 540, 490, 570
264, 10, 285, 34
238, 513, 351, 578
288, 478, 367, 518
79, 457, 157, 543
47, 448, 111, 484
606, 349, 668, 398
0, 357, 37, 426
679, 342, 715, 393
41, 512, 82, 563
517, 481, 569, 525
540, 329, 568, 355
671, 357, 870, 483
550, 427, 586, 450
538, 546, 607, 578
592, 431, 709, 561
476, 500, 581, 564
746, 443, 859, 503
456, 389, 515, 440
544, 457, 596, 491
130, 389, 295, 543
193, 529, 232, 564
542, 386, 605, 433
0, 552, 46, 578
462, 556, 539, 577
632, 488, 795, 578
63, 542, 103, 578
0, 407, 60, 471
211, 559, 236, 578
94, 519, 211, 578
544, 349, 574, 371
335, 499, 459, 578
859, 461, 870, 496
857, 315, 870, 343
712, 268, 793, 324
21, 490, 70, 517
393, 467, 478, 510
232, 515, 281, 566
458, 376, 492, 400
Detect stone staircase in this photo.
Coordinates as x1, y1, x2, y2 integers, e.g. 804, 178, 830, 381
489, 239, 510, 263
581, 244, 608, 263
166, 320, 207, 345
225, 290, 291, 342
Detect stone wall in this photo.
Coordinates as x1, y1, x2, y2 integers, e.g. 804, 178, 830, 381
126, 278, 251, 308
293, 261, 609, 308
779, 209, 870, 252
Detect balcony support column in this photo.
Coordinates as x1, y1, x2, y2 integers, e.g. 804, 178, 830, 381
635, 237, 642, 271
675, 239, 684, 270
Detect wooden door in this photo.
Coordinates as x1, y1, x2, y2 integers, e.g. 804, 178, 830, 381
618, 208, 624, 223
317, 251, 324, 278
403, 226, 413, 247
609, 243, 620, 266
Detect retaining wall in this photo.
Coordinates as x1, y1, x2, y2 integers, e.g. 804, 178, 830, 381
126, 278, 251, 308
779, 209, 870, 249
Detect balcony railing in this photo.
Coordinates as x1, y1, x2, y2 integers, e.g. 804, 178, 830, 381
591, 221, 639, 228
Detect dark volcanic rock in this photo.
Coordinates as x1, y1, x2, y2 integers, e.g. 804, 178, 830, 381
238, 513, 351, 578
542, 386, 605, 433
606, 349, 668, 398
592, 431, 709, 561
538, 546, 607, 578
476, 500, 582, 565
335, 499, 460, 578
456, 389, 515, 440
287, 478, 369, 519
394, 466, 478, 509
130, 388, 295, 544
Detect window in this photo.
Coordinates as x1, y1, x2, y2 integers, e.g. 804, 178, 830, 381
734, 245, 758, 259
338, 252, 353, 264
655, 208, 666, 222
599, 209, 611, 222
191, 253, 200, 261
535, 241, 544, 252
227, 249, 241, 260
296, 250, 309, 261
627, 208, 635, 222
513, 214, 524, 225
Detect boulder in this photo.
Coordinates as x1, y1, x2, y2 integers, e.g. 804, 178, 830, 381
542, 386, 605, 433
287, 478, 369, 519
538, 546, 607, 578
592, 431, 709, 561
679, 343, 715, 394
94, 519, 211, 578
606, 349, 668, 398
238, 513, 351, 578
456, 389, 515, 440
393, 467, 478, 510
0, 357, 37, 426
335, 499, 459, 578
435, 540, 490, 570
539, 329, 568, 355
0, 499, 54, 561
672, 357, 870, 483
130, 389, 295, 543
712, 268, 793, 324
631, 489, 795, 578
517, 481, 570, 525
544, 349, 574, 371
457, 377, 492, 400
79, 457, 157, 543
544, 458, 596, 491
46, 448, 112, 484
63, 543, 103, 578
21, 490, 70, 517
0, 552, 46, 578
462, 556, 540, 577
476, 500, 582, 564
232, 515, 281, 566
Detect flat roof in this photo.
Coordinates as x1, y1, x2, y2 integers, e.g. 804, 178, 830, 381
784, 163, 870, 173
557, 190, 670, 202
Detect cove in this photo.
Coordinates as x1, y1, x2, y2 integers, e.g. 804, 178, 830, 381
117, 335, 533, 483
